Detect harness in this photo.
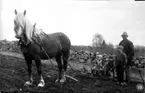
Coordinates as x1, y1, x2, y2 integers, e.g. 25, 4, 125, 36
18, 26, 56, 67
33, 29, 75, 71
17, 23, 74, 71
35, 33, 55, 67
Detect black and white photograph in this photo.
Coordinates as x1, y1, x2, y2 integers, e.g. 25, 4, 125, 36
0, 0, 144, 93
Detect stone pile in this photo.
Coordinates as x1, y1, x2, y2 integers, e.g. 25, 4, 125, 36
0, 40, 144, 69
69, 50, 145, 68
0, 40, 21, 53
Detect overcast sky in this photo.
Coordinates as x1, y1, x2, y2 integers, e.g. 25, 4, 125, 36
0, 0, 145, 46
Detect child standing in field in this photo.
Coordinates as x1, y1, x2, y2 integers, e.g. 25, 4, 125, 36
115, 45, 127, 86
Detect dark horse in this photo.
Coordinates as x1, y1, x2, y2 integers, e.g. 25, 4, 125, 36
14, 10, 71, 87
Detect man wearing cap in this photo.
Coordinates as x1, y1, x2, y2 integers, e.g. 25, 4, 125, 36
119, 32, 135, 83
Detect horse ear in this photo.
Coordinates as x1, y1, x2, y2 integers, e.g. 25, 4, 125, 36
14, 9, 17, 15
24, 10, 26, 16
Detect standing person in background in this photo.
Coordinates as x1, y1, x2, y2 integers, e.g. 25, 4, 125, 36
119, 32, 135, 84
115, 45, 127, 86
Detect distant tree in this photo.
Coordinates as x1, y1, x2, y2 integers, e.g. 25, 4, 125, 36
92, 33, 104, 47
135, 45, 145, 53
107, 43, 114, 48
101, 40, 106, 48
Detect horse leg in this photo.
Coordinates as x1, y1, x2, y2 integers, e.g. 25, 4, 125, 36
55, 55, 63, 83
34, 55, 45, 87
24, 56, 33, 86
60, 52, 69, 83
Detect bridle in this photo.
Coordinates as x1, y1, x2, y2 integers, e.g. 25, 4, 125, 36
14, 19, 26, 37
14, 20, 34, 46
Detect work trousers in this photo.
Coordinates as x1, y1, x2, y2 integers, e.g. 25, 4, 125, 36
124, 65, 130, 83
116, 61, 124, 83
125, 56, 133, 83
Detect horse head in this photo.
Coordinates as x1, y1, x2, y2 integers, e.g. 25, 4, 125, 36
14, 9, 34, 45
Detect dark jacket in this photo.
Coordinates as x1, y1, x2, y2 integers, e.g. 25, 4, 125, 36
116, 52, 127, 66
119, 39, 134, 58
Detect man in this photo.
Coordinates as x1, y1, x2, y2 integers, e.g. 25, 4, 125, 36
119, 32, 135, 84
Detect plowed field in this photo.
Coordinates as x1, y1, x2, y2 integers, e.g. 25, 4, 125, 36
0, 51, 144, 93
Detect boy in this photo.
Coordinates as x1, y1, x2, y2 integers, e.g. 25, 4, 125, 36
115, 45, 127, 85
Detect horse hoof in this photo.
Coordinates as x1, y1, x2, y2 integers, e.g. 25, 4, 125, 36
38, 81, 45, 87
60, 78, 66, 84
38, 83, 45, 87
24, 81, 33, 86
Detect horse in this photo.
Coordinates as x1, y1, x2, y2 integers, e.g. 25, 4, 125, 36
14, 9, 71, 87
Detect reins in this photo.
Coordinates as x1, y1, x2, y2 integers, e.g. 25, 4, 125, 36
34, 29, 55, 68
34, 29, 75, 71
35, 31, 78, 81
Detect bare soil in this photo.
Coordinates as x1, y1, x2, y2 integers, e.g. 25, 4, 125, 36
0, 51, 144, 93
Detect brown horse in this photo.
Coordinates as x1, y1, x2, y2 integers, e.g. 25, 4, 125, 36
14, 9, 71, 87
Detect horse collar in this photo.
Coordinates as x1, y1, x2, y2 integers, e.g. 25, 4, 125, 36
18, 39, 30, 46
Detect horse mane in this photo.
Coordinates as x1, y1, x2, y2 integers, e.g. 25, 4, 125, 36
24, 17, 34, 44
